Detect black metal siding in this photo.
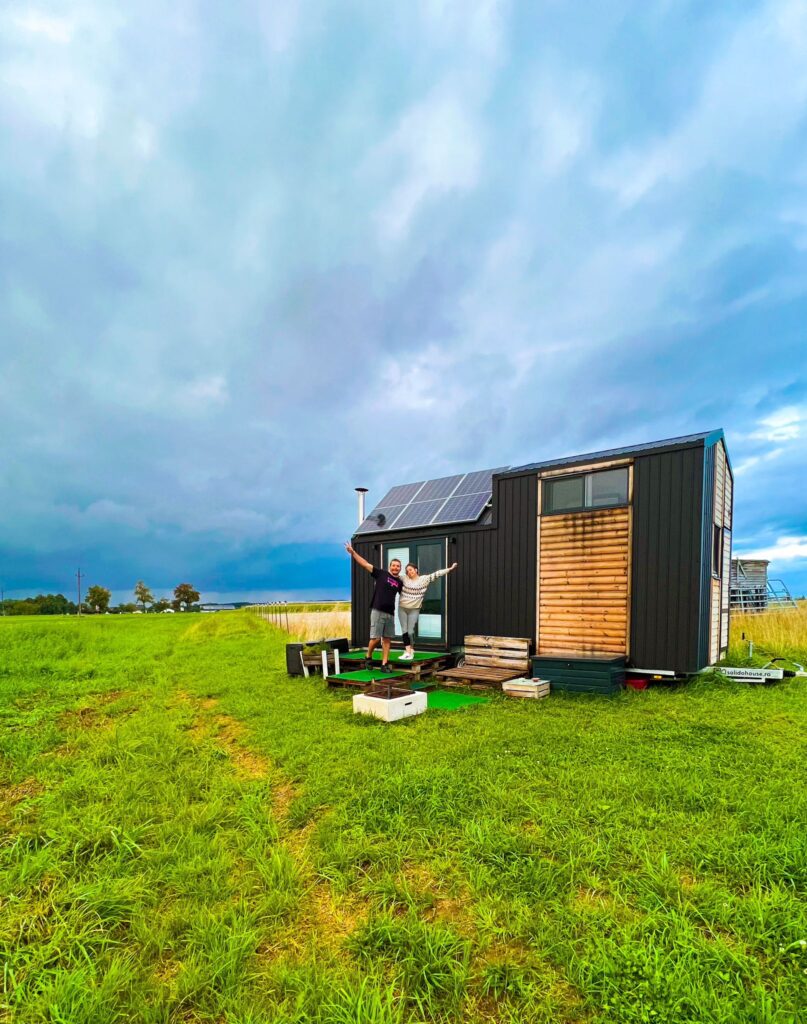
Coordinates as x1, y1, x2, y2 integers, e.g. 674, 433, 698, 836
630, 447, 706, 673
351, 475, 537, 648
698, 444, 716, 667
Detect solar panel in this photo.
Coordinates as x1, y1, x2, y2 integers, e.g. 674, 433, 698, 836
388, 499, 446, 529
354, 466, 508, 533
414, 475, 464, 502
376, 482, 425, 508
453, 467, 507, 496
355, 504, 406, 533
434, 492, 490, 524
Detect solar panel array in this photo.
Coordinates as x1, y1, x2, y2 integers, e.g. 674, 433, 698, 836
356, 466, 509, 534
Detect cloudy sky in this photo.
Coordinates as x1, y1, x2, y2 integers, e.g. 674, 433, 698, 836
2, 0, 807, 603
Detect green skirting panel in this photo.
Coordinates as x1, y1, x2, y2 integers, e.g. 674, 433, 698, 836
342, 650, 448, 663
428, 690, 489, 711
532, 655, 626, 694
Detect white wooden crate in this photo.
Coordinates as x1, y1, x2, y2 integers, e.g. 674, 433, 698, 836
502, 678, 551, 699
353, 689, 428, 722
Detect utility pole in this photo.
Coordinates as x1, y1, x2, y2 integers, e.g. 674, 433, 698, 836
76, 568, 84, 617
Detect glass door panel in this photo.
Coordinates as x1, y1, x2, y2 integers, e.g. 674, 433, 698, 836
385, 546, 409, 636
412, 540, 446, 643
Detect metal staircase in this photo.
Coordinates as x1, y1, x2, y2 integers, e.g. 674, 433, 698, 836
766, 578, 798, 608
730, 576, 797, 611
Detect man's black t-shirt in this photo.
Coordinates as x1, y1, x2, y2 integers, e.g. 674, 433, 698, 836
370, 566, 404, 615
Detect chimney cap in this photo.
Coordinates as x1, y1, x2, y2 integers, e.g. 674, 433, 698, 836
354, 486, 368, 493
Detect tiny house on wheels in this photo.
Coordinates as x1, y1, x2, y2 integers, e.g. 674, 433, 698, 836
350, 431, 733, 676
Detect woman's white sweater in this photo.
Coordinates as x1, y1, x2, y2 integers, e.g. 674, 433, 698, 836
399, 568, 451, 610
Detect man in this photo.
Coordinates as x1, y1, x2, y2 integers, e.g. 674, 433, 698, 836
345, 542, 403, 673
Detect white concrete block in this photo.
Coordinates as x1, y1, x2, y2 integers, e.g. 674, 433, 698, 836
353, 689, 428, 722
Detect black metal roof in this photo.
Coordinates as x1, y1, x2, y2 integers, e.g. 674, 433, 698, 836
504, 430, 725, 475
353, 431, 728, 536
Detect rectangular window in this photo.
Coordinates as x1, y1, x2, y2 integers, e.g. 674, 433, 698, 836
544, 475, 585, 513
587, 468, 629, 508
543, 467, 629, 515
712, 525, 722, 578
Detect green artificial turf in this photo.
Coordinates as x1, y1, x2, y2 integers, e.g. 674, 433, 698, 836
331, 669, 407, 682
1, 611, 805, 1023
428, 690, 490, 710
342, 649, 448, 662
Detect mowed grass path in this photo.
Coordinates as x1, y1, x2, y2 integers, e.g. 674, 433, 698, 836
1, 614, 805, 1024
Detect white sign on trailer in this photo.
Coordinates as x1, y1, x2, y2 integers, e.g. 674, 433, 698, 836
719, 667, 784, 682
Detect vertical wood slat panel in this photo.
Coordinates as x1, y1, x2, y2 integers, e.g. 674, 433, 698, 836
720, 527, 731, 650
714, 441, 726, 529
710, 579, 721, 662
724, 462, 733, 528
708, 440, 727, 663
719, 442, 732, 652
722, 458, 733, 651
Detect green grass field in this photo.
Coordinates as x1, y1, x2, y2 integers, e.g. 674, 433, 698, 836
1, 613, 805, 1023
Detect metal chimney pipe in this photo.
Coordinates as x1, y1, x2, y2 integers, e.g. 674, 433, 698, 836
355, 487, 368, 525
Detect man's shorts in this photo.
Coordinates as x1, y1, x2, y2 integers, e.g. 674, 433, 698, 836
369, 609, 396, 639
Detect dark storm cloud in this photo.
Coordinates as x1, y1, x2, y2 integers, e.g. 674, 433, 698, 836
1, 0, 807, 599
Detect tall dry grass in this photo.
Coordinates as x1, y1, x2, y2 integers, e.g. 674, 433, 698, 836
256, 609, 351, 642
253, 599, 807, 657
728, 600, 807, 663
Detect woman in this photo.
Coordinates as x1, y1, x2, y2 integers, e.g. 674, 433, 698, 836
397, 561, 457, 660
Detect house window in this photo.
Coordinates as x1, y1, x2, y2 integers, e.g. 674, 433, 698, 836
543, 467, 629, 515
544, 475, 584, 513
712, 525, 723, 578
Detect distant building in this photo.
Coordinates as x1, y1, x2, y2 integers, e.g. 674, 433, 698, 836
730, 559, 796, 611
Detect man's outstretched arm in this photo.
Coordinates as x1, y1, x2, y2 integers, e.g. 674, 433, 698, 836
345, 542, 374, 573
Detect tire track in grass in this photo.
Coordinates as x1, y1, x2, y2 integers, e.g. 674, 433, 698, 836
181, 693, 368, 964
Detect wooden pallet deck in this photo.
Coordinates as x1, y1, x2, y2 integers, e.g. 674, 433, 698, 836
327, 668, 408, 689
340, 651, 453, 681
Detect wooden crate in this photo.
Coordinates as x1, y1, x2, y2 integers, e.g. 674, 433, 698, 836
502, 679, 550, 699
464, 635, 531, 672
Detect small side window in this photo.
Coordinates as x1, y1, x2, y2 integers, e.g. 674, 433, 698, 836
712, 525, 722, 577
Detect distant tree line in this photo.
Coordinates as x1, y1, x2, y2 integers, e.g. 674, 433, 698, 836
1, 582, 202, 616
1, 593, 79, 616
